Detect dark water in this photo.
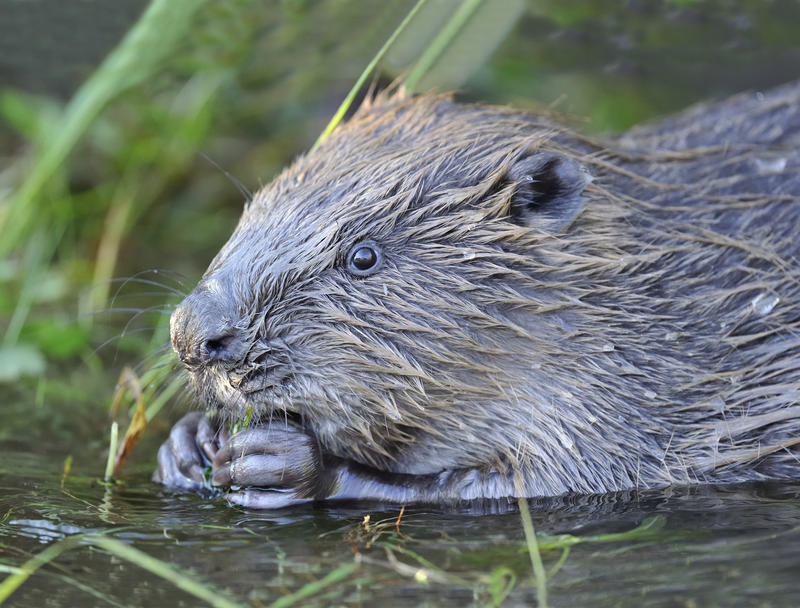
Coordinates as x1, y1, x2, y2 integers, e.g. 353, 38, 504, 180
2, 439, 799, 607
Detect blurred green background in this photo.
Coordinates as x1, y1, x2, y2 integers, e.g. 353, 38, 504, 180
1, 0, 799, 455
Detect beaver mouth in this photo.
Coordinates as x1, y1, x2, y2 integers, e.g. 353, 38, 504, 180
188, 360, 298, 421
230, 366, 290, 395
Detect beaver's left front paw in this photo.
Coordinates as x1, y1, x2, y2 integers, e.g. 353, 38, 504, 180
153, 411, 227, 492
210, 424, 327, 509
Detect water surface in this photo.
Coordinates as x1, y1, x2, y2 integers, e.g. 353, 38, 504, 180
2, 438, 799, 607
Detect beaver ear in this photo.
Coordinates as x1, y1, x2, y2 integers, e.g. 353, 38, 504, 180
506, 152, 591, 232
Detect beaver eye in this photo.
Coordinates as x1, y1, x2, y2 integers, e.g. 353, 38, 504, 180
346, 241, 383, 276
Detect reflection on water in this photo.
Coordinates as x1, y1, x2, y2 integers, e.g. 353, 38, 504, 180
1, 443, 798, 607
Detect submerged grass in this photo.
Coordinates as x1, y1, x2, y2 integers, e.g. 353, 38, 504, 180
0, 527, 361, 607
368, 513, 686, 606
517, 495, 548, 608
0, 513, 691, 607
0, 534, 246, 608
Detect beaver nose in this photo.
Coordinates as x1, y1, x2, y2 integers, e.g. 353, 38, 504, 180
170, 282, 246, 368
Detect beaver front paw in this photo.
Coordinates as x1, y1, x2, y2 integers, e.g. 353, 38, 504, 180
152, 411, 228, 492
211, 424, 325, 509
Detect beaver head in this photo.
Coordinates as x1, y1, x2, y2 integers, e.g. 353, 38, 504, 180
170, 93, 800, 496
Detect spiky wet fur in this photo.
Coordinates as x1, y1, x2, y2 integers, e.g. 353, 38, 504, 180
181, 83, 800, 498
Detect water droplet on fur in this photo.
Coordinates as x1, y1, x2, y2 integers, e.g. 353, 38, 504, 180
710, 396, 726, 413
601, 343, 615, 352
384, 401, 402, 421
383, 283, 388, 296
753, 157, 786, 174
461, 249, 476, 261
531, 363, 542, 370
465, 213, 481, 232
644, 390, 657, 399
664, 331, 678, 342
554, 427, 576, 452
750, 292, 779, 316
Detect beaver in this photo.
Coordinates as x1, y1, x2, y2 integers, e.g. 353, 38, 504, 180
154, 82, 800, 508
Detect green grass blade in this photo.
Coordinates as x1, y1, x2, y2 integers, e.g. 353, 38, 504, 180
88, 536, 246, 608
103, 422, 119, 481
0, 0, 206, 257
313, 0, 428, 148
268, 562, 358, 608
401, 0, 525, 94
0, 536, 82, 604
404, 0, 484, 93
0, 534, 247, 607
518, 495, 548, 608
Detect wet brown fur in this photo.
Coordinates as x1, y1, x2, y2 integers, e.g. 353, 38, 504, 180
172, 82, 800, 498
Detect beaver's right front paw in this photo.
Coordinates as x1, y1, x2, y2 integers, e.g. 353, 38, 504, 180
152, 411, 228, 492
210, 424, 328, 508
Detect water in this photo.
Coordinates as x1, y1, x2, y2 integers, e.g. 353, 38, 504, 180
2, 437, 799, 606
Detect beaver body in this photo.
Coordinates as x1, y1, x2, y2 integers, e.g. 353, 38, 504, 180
155, 82, 800, 508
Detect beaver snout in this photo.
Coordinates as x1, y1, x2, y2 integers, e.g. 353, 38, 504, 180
170, 281, 246, 369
